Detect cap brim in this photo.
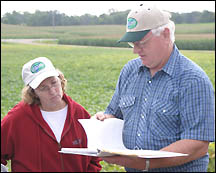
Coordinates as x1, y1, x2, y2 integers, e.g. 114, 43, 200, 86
29, 70, 59, 89
118, 30, 150, 43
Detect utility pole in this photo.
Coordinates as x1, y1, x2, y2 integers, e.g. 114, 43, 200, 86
52, 11, 55, 39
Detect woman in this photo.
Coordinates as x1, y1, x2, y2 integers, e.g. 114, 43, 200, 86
1, 57, 102, 172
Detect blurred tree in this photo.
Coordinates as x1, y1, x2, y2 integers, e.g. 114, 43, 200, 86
1, 10, 214, 26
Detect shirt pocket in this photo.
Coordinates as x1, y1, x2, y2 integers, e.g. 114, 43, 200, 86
119, 95, 136, 119
149, 99, 180, 139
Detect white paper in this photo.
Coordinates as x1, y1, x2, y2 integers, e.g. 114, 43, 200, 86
59, 118, 188, 158
79, 118, 126, 150
59, 148, 98, 156
1, 164, 8, 172
99, 148, 188, 158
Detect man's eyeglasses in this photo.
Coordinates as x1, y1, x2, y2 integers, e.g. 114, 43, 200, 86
128, 34, 153, 48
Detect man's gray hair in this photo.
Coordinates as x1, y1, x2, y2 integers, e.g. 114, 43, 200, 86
151, 20, 175, 43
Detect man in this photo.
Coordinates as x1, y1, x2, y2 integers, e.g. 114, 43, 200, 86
94, 5, 215, 172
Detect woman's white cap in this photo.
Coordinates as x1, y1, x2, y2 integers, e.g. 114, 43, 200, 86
22, 57, 59, 89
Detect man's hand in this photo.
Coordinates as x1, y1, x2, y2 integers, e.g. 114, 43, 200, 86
101, 155, 146, 170
91, 111, 115, 121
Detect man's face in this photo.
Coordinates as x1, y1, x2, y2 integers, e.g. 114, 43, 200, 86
132, 29, 170, 73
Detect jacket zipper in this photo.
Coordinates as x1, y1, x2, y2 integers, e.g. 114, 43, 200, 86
58, 143, 65, 172
43, 129, 65, 171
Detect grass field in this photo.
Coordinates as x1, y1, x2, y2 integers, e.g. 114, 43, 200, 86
1, 23, 215, 40
1, 42, 215, 172
1, 23, 215, 50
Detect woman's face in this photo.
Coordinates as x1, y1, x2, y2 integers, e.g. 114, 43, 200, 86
34, 76, 64, 111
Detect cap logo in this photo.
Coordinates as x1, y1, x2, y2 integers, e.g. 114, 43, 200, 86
30, 62, 45, 73
127, 18, 137, 29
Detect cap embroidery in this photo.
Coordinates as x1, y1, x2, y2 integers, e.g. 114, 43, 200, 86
30, 62, 45, 73
128, 18, 137, 29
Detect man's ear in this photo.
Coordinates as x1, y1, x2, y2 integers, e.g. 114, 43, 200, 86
163, 28, 170, 39
162, 28, 171, 43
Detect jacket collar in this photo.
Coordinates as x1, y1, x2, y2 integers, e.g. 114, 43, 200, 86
22, 93, 74, 140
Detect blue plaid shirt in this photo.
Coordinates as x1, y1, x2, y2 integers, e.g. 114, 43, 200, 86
105, 44, 215, 172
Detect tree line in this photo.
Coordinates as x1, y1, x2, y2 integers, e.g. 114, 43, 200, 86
1, 9, 215, 26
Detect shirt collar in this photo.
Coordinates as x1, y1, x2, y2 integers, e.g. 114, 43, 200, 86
138, 61, 146, 74
162, 44, 178, 77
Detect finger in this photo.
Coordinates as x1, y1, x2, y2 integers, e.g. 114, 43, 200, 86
94, 112, 105, 121
97, 114, 106, 121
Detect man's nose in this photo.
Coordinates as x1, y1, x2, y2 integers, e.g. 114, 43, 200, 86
133, 45, 142, 54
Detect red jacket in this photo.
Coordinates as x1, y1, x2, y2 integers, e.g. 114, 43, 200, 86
1, 94, 102, 172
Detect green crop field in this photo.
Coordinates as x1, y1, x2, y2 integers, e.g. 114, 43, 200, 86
1, 42, 215, 172
1, 23, 215, 40
1, 23, 215, 50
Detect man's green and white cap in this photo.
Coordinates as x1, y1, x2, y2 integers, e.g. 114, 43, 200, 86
118, 5, 171, 42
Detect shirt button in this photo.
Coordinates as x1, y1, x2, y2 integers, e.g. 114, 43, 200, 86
148, 80, 152, 84
163, 109, 166, 113
123, 103, 125, 105
141, 114, 145, 119
134, 146, 139, 150
137, 133, 141, 137
144, 98, 147, 101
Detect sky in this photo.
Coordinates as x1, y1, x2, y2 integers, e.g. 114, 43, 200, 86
1, 1, 215, 17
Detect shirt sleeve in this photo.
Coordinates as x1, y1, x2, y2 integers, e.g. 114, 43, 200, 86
179, 74, 215, 142
104, 68, 125, 119
1, 113, 14, 166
